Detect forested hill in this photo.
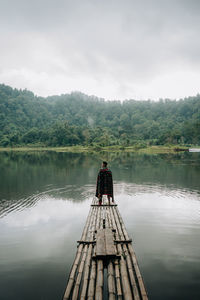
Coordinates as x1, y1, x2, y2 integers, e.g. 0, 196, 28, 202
0, 83, 200, 147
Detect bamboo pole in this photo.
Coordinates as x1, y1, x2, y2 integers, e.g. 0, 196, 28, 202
100, 206, 103, 229
111, 207, 133, 300
124, 245, 140, 300
87, 246, 96, 300
96, 205, 101, 231
95, 260, 104, 300
86, 206, 96, 241
116, 207, 130, 240
80, 244, 93, 299
83, 207, 93, 239
109, 206, 116, 232
95, 206, 104, 300
113, 207, 139, 299
93, 204, 104, 300
87, 205, 99, 299
114, 259, 123, 300
107, 261, 116, 300
128, 245, 148, 300
105, 207, 109, 229
107, 206, 112, 229
113, 205, 148, 300
80, 206, 98, 299
63, 207, 93, 300
72, 207, 96, 300
118, 248, 133, 300
116, 207, 148, 299
114, 207, 141, 299
112, 207, 125, 241
72, 244, 88, 300
63, 244, 84, 299
91, 207, 97, 238
108, 207, 123, 299
73, 203, 102, 300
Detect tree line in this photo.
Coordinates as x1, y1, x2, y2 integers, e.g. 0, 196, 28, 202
0, 84, 199, 147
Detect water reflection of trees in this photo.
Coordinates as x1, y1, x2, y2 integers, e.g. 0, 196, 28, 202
0, 151, 200, 216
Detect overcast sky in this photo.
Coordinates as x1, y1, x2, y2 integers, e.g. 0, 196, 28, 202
0, 0, 200, 100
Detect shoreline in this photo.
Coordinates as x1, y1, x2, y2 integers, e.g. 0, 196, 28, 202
0, 145, 197, 154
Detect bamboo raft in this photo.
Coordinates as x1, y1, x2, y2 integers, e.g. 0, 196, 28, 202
63, 198, 148, 300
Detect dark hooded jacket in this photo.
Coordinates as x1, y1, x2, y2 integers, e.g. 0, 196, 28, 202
95, 168, 113, 198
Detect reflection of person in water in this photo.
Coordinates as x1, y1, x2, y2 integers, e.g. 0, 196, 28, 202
95, 161, 114, 205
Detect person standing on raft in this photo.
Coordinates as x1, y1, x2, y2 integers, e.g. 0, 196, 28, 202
96, 161, 114, 205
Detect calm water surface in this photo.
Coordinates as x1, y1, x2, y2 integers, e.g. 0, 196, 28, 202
0, 151, 200, 300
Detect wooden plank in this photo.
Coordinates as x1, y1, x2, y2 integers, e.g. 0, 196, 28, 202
105, 228, 116, 256
96, 228, 117, 258
96, 229, 106, 256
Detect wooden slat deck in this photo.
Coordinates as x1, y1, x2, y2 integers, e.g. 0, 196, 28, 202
63, 198, 148, 300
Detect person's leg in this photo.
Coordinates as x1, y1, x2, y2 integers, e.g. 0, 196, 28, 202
107, 195, 110, 205
98, 195, 102, 205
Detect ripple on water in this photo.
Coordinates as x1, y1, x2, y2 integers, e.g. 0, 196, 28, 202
0, 182, 200, 300
0, 184, 96, 218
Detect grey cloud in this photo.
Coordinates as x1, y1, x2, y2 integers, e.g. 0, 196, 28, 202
0, 0, 200, 99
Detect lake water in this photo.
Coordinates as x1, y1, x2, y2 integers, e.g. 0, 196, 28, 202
0, 151, 200, 300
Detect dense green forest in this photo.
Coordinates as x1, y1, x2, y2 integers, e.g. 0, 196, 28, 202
0, 83, 200, 147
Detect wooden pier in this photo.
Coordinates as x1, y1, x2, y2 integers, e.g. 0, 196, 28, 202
63, 198, 148, 300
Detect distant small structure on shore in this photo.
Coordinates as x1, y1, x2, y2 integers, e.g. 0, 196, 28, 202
189, 148, 200, 152
174, 147, 200, 152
